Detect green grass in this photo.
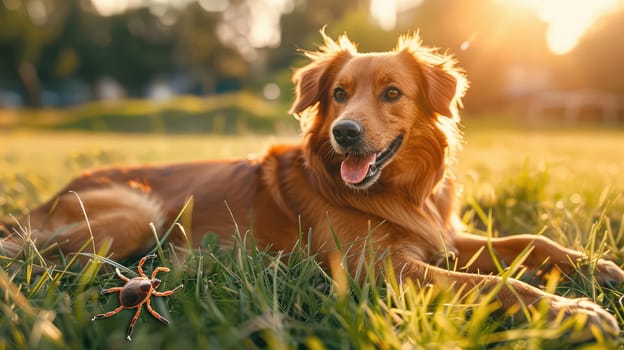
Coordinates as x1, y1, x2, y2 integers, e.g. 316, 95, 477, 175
0, 94, 297, 134
1, 122, 624, 349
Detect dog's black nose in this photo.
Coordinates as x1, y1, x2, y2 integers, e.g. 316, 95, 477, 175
332, 119, 363, 147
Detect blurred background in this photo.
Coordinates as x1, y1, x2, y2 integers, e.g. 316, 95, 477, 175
0, 0, 623, 132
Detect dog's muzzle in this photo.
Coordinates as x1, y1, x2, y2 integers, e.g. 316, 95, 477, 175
331, 120, 403, 189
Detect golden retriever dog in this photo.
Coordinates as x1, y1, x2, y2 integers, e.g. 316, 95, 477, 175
2, 31, 623, 336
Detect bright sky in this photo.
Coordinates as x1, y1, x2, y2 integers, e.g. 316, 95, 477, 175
531, 0, 621, 54
90, 0, 291, 60
91, 0, 623, 55
370, 0, 624, 55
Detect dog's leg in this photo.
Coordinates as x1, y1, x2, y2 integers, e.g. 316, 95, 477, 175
452, 232, 624, 285
2, 186, 164, 262
394, 254, 620, 338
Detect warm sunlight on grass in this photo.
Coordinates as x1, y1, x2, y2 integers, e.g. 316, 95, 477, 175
0, 131, 297, 197
0, 93, 285, 126
459, 122, 624, 194
1, 124, 623, 206
1, 125, 624, 349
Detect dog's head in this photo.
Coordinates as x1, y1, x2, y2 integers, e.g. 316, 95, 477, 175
290, 31, 467, 192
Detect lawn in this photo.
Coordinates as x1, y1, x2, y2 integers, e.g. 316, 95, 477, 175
1, 121, 624, 349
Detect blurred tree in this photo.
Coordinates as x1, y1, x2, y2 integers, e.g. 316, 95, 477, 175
0, 0, 70, 106
0, 0, 179, 103
173, 2, 245, 94
9, 0, 617, 113
40, 2, 177, 97
98, 7, 172, 93
268, 0, 359, 72
322, 8, 402, 52
97, 8, 175, 95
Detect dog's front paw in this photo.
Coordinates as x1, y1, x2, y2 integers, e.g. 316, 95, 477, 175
593, 259, 624, 286
549, 296, 620, 338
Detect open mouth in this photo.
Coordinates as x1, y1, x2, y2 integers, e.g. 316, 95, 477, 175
340, 135, 403, 188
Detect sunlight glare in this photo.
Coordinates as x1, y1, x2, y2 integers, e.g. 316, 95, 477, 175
370, 0, 422, 31
216, 0, 293, 60
520, 0, 621, 55
90, 0, 131, 16
370, 0, 397, 31
538, 0, 620, 54
90, 0, 193, 16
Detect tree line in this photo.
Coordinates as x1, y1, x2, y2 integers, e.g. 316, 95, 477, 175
0, 0, 622, 111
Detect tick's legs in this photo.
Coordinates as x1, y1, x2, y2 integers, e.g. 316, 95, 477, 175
115, 268, 130, 282
152, 284, 184, 297
137, 254, 157, 277
150, 267, 170, 279
145, 298, 169, 325
92, 305, 124, 321
99, 287, 123, 295
126, 306, 144, 341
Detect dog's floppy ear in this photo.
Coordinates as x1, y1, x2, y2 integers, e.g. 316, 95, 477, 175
420, 64, 462, 119
289, 58, 333, 116
396, 34, 467, 120
289, 30, 355, 118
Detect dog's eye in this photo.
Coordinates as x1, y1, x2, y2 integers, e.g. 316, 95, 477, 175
383, 87, 402, 102
333, 87, 347, 103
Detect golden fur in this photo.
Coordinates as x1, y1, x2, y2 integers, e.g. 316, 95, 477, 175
2, 31, 623, 337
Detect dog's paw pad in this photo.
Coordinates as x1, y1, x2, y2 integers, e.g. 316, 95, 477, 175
593, 259, 624, 286
550, 297, 620, 338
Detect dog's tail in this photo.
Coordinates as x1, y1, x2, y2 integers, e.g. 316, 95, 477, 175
0, 185, 165, 263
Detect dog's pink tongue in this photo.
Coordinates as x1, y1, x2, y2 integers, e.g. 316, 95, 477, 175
340, 154, 376, 184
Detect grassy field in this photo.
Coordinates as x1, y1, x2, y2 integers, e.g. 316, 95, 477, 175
1, 121, 624, 349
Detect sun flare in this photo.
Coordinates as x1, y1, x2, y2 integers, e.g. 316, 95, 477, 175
371, 0, 623, 55
513, 0, 622, 54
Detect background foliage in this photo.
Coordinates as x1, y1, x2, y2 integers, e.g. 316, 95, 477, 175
1, 0, 624, 113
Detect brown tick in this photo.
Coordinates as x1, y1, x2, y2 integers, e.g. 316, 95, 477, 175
92, 254, 183, 341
